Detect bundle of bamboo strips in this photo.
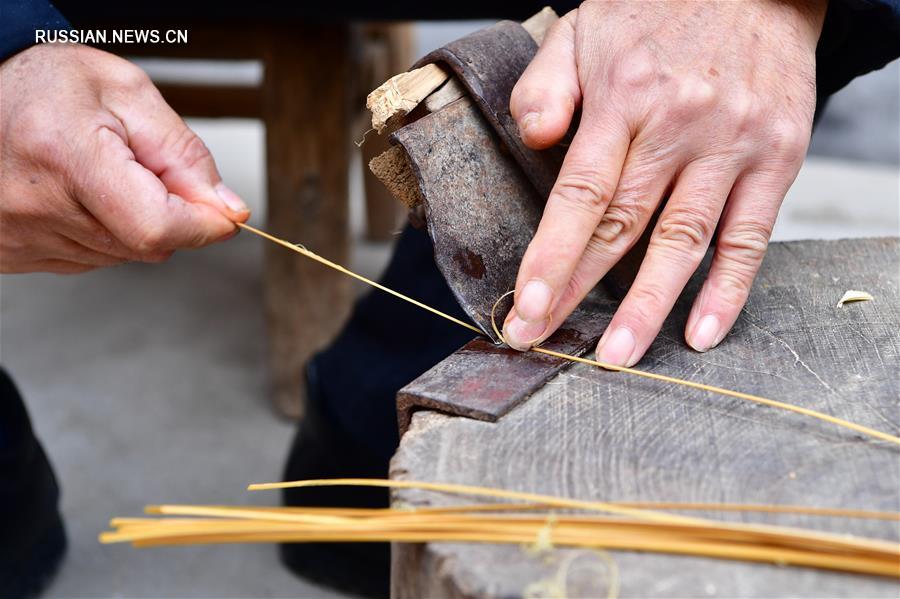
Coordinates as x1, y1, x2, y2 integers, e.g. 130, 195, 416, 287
100, 479, 900, 579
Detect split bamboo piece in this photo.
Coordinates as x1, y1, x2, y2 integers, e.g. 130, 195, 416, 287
100, 478, 900, 579
235, 222, 900, 447
366, 7, 559, 132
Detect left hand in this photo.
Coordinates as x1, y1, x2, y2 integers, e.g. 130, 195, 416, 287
502, 0, 827, 365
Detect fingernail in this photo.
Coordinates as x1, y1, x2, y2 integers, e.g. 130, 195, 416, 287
504, 315, 549, 350
688, 314, 722, 352
597, 327, 636, 367
216, 182, 248, 213
520, 112, 541, 136
517, 279, 553, 323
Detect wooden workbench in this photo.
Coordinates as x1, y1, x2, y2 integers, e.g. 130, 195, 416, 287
390, 237, 900, 598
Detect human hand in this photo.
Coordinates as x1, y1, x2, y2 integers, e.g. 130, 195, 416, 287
503, 0, 826, 364
0, 43, 249, 274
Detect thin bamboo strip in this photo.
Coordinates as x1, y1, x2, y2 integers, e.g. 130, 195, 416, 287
235, 222, 900, 446
248, 477, 705, 525
101, 515, 900, 577
103, 513, 900, 557
142, 501, 900, 521
533, 346, 900, 445
134, 510, 899, 556
235, 223, 483, 335
105, 514, 900, 558
247, 479, 900, 555
124, 534, 895, 578
114, 506, 900, 555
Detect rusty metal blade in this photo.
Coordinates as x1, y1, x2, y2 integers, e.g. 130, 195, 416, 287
391, 98, 541, 340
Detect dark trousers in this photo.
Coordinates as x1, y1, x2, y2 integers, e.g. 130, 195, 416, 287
307, 224, 473, 466
0, 369, 66, 598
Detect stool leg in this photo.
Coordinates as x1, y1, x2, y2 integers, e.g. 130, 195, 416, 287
262, 25, 354, 419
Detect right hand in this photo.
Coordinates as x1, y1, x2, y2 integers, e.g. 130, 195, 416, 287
0, 43, 249, 274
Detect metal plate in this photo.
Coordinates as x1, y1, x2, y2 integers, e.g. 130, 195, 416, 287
396, 296, 612, 434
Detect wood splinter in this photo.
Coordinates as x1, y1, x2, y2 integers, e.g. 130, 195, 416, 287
365, 6, 559, 133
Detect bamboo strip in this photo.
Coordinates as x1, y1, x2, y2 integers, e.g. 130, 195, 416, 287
100, 511, 900, 578
106, 511, 900, 556
235, 221, 900, 446
140, 501, 900, 521
247, 479, 900, 555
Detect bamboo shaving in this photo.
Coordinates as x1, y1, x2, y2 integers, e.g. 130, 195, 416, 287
837, 290, 874, 307
235, 222, 900, 446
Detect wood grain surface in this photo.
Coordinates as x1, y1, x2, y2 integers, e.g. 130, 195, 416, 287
391, 237, 900, 598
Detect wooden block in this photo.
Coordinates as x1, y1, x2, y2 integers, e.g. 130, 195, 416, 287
391, 237, 900, 598
366, 8, 558, 132
368, 145, 422, 210
361, 23, 415, 240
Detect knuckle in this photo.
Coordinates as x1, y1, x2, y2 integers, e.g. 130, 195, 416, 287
167, 128, 212, 172
628, 282, 670, 318
768, 119, 810, 161
713, 221, 771, 302
128, 221, 169, 255
116, 61, 153, 91
551, 170, 614, 215
610, 47, 657, 90
726, 92, 763, 133
654, 207, 716, 255
593, 197, 644, 243
717, 220, 771, 264
14, 107, 65, 167
713, 269, 753, 305
670, 76, 717, 116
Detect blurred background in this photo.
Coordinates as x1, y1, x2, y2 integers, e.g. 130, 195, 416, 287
1, 20, 898, 599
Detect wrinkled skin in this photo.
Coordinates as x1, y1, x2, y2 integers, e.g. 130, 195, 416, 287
503, 0, 827, 364
0, 43, 248, 274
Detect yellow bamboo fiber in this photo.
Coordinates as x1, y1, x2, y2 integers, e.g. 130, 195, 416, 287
246, 479, 900, 554
100, 478, 900, 579
135, 501, 900, 521
235, 222, 900, 446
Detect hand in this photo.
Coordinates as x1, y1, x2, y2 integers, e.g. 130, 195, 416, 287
0, 43, 249, 274
503, 0, 826, 364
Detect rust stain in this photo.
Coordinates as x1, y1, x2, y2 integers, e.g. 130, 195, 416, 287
453, 248, 486, 279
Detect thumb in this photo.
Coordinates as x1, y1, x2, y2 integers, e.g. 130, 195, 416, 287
109, 78, 249, 221
510, 10, 581, 149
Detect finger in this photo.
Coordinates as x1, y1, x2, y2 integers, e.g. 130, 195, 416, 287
596, 160, 739, 366
75, 126, 238, 256
511, 10, 581, 149
106, 73, 249, 221
16, 259, 97, 275
505, 143, 677, 347
57, 205, 145, 261
684, 170, 785, 352
503, 111, 631, 349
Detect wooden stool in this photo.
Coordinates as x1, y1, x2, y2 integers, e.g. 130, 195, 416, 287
99, 23, 412, 419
